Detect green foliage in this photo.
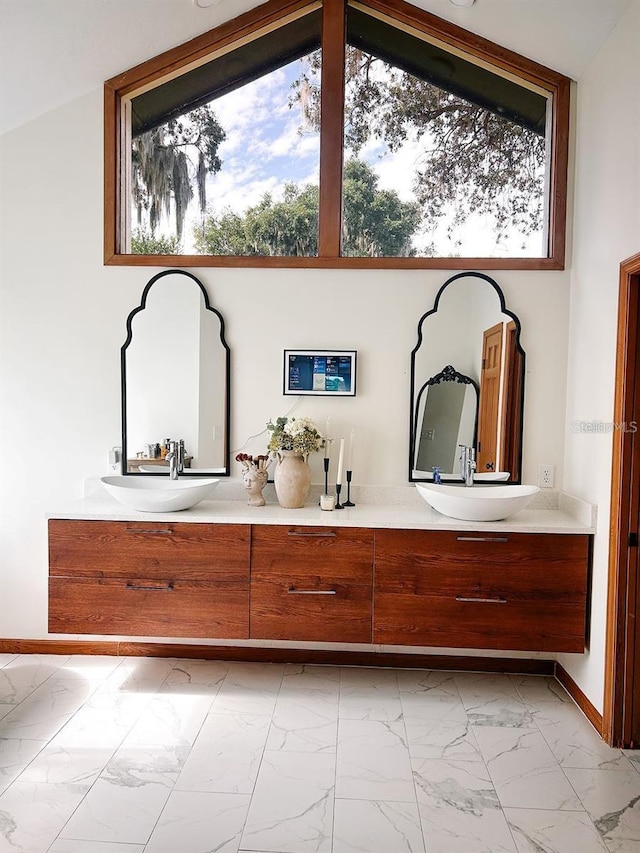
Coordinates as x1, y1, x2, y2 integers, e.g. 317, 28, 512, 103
132, 105, 225, 242
195, 184, 319, 256
131, 42, 545, 256
293, 48, 546, 242
130, 228, 182, 255
341, 159, 420, 257
194, 159, 419, 257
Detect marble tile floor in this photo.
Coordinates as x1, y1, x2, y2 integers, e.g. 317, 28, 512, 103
0, 653, 639, 853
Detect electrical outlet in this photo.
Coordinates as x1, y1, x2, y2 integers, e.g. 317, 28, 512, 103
539, 464, 555, 488
108, 447, 121, 473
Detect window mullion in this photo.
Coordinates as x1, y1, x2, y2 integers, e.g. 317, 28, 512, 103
318, 0, 346, 257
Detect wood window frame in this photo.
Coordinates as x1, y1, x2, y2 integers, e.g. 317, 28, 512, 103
104, 0, 571, 270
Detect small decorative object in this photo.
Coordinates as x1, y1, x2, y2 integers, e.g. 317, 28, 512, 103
320, 494, 335, 511
344, 428, 356, 506
344, 470, 355, 506
322, 455, 331, 499
320, 418, 332, 506
334, 437, 345, 509
267, 416, 322, 508
236, 453, 270, 507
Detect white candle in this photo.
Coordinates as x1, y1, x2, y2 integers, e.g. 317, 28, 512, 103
347, 429, 355, 471
324, 417, 331, 458
336, 437, 345, 485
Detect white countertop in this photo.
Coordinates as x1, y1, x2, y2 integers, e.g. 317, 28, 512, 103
49, 482, 596, 535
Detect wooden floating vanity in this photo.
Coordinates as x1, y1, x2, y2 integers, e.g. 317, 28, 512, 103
48, 496, 593, 654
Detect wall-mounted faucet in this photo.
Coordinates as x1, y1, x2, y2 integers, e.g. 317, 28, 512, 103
459, 445, 476, 487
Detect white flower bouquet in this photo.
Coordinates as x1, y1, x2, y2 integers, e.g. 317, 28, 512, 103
266, 416, 322, 456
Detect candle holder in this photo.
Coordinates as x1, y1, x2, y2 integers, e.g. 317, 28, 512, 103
343, 470, 355, 506
323, 457, 330, 498
335, 483, 344, 509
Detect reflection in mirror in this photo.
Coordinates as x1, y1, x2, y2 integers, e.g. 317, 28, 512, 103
410, 272, 525, 482
122, 270, 230, 476
414, 366, 478, 477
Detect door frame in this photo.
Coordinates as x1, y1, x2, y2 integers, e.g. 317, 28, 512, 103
500, 320, 524, 479
604, 251, 640, 747
477, 322, 503, 473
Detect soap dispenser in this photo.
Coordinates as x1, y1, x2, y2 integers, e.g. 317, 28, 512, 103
432, 467, 442, 485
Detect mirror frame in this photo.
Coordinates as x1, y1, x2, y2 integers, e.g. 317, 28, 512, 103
121, 269, 231, 476
409, 271, 525, 483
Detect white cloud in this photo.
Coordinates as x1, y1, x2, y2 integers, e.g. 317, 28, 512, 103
212, 174, 282, 214
211, 68, 287, 152
360, 137, 424, 202
268, 118, 319, 159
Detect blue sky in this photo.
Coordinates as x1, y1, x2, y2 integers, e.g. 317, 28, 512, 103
136, 53, 546, 258
203, 59, 320, 215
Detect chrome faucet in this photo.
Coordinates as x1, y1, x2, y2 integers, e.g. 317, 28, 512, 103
165, 439, 186, 480
459, 445, 476, 487
166, 442, 179, 480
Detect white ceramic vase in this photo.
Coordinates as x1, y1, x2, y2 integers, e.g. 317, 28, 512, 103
274, 450, 312, 508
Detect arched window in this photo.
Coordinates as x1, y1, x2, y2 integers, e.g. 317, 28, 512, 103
104, 0, 570, 269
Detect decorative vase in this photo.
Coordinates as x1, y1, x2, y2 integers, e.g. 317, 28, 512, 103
242, 467, 268, 507
274, 450, 312, 508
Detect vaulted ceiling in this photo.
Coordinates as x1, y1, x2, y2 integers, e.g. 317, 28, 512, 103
0, 0, 634, 135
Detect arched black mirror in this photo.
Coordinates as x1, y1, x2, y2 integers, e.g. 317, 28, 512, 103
121, 269, 230, 476
410, 272, 525, 482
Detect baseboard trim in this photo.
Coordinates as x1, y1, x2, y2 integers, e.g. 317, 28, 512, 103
555, 662, 603, 735
0, 637, 556, 674
0, 638, 119, 656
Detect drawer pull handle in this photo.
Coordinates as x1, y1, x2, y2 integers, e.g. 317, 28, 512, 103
455, 595, 507, 604
287, 531, 337, 538
125, 582, 174, 592
456, 536, 509, 543
125, 528, 173, 535
288, 587, 337, 595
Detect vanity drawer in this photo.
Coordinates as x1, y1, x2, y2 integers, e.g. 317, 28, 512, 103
375, 529, 590, 582
373, 529, 590, 652
48, 519, 250, 581
49, 574, 249, 638
250, 525, 374, 642
250, 573, 372, 642
251, 525, 374, 581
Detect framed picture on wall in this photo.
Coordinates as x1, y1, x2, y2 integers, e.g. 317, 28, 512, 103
283, 350, 357, 396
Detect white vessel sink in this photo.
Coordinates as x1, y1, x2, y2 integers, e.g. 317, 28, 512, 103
416, 482, 539, 521
101, 475, 219, 513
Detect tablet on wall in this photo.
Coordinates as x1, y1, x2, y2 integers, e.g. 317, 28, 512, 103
283, 350, 357, 396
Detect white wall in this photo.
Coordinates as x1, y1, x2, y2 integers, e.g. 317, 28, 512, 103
560, 0, 640, 712
1, 80, 569, 641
